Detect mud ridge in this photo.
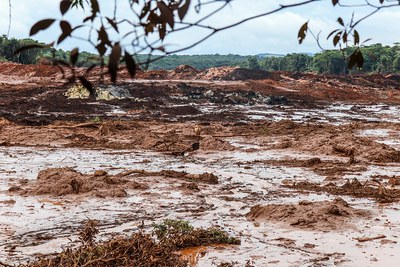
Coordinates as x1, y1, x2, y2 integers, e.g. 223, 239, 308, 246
247, 198, 371, 231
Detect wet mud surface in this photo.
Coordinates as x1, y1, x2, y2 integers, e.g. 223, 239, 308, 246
1, 63, 400, 266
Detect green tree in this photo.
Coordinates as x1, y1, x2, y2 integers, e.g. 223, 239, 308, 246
393, 54, 400, 72
246, 56, 260, 70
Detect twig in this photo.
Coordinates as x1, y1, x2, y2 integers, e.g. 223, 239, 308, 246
119, 169, 150, 176
354, 234, 386, 242
48, 122, 102, 129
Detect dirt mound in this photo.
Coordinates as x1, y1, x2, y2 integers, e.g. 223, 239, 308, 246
19, 168, 148, 198
169, 65, 199, 79
124, 169, 219, 184
293, 130, 400, 163
246, 198, 370, 230
0, 62, 61, 78
200, 136, 235, 151
285, 178, 400, 203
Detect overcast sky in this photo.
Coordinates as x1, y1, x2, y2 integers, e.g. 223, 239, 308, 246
0, 0, 399, 55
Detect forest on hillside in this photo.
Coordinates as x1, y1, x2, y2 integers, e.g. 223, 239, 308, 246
1, 35, 399, 74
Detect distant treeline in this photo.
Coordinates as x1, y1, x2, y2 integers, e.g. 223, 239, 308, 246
1, 35, 399, 74
248, 43, 400, 75
137, 54, 248, 70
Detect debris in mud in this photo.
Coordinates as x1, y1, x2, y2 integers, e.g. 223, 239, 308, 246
246, 198, 370, 230
64, 84, 92, 99
64, 84, 132, 100
13, 168, 148, 198
196, 67, 271, 81
285, 178, 400, 203
19, 219, 240, 267
354, 234, 386, 243
123, 169, 219, 184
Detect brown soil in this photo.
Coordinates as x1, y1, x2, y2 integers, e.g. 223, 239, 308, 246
2, 62, 400, 265
246, 198, 371, 231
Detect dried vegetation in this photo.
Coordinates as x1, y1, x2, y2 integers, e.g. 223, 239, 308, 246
19, 220, 240, 267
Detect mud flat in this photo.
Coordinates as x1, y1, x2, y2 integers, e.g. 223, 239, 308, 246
1, 64, 400, 266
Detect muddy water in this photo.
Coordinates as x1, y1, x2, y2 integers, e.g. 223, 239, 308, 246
197, 103, 400, 124
1, 141, 400, 266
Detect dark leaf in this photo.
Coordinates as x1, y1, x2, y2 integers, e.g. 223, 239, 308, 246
333, 32, 342, 46
140, 3, 151, 19
342, 31, 348, 44
70, 48, 79, 65
124, 51, 137, 78
30, 19, 56, 36
90, 0, 100, 14
354, 30, 360, 45
60, 0, 73, 15
98, 26, 111, 46
157, 1, 175, 28
348, 51, 357, 69
57, 20, 73, 45
327, 29, 340, 40
58, 20, 73, 44
356, 51, 364, 68
178, 0, 191, 21
332, 0, 339, 6
297, 22, 308, 44
158, 23, 167, 41
96, 43, 107, 56
106, 17, 119, 33
108, 43, 122, 83
60, 20, 73, 35
337, 17, 344, 26
83, 14, 96, 22
362, 38, 372, 45
348, 50, 364, 69
379, 0, 384, 3
78, 76, 95, 97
